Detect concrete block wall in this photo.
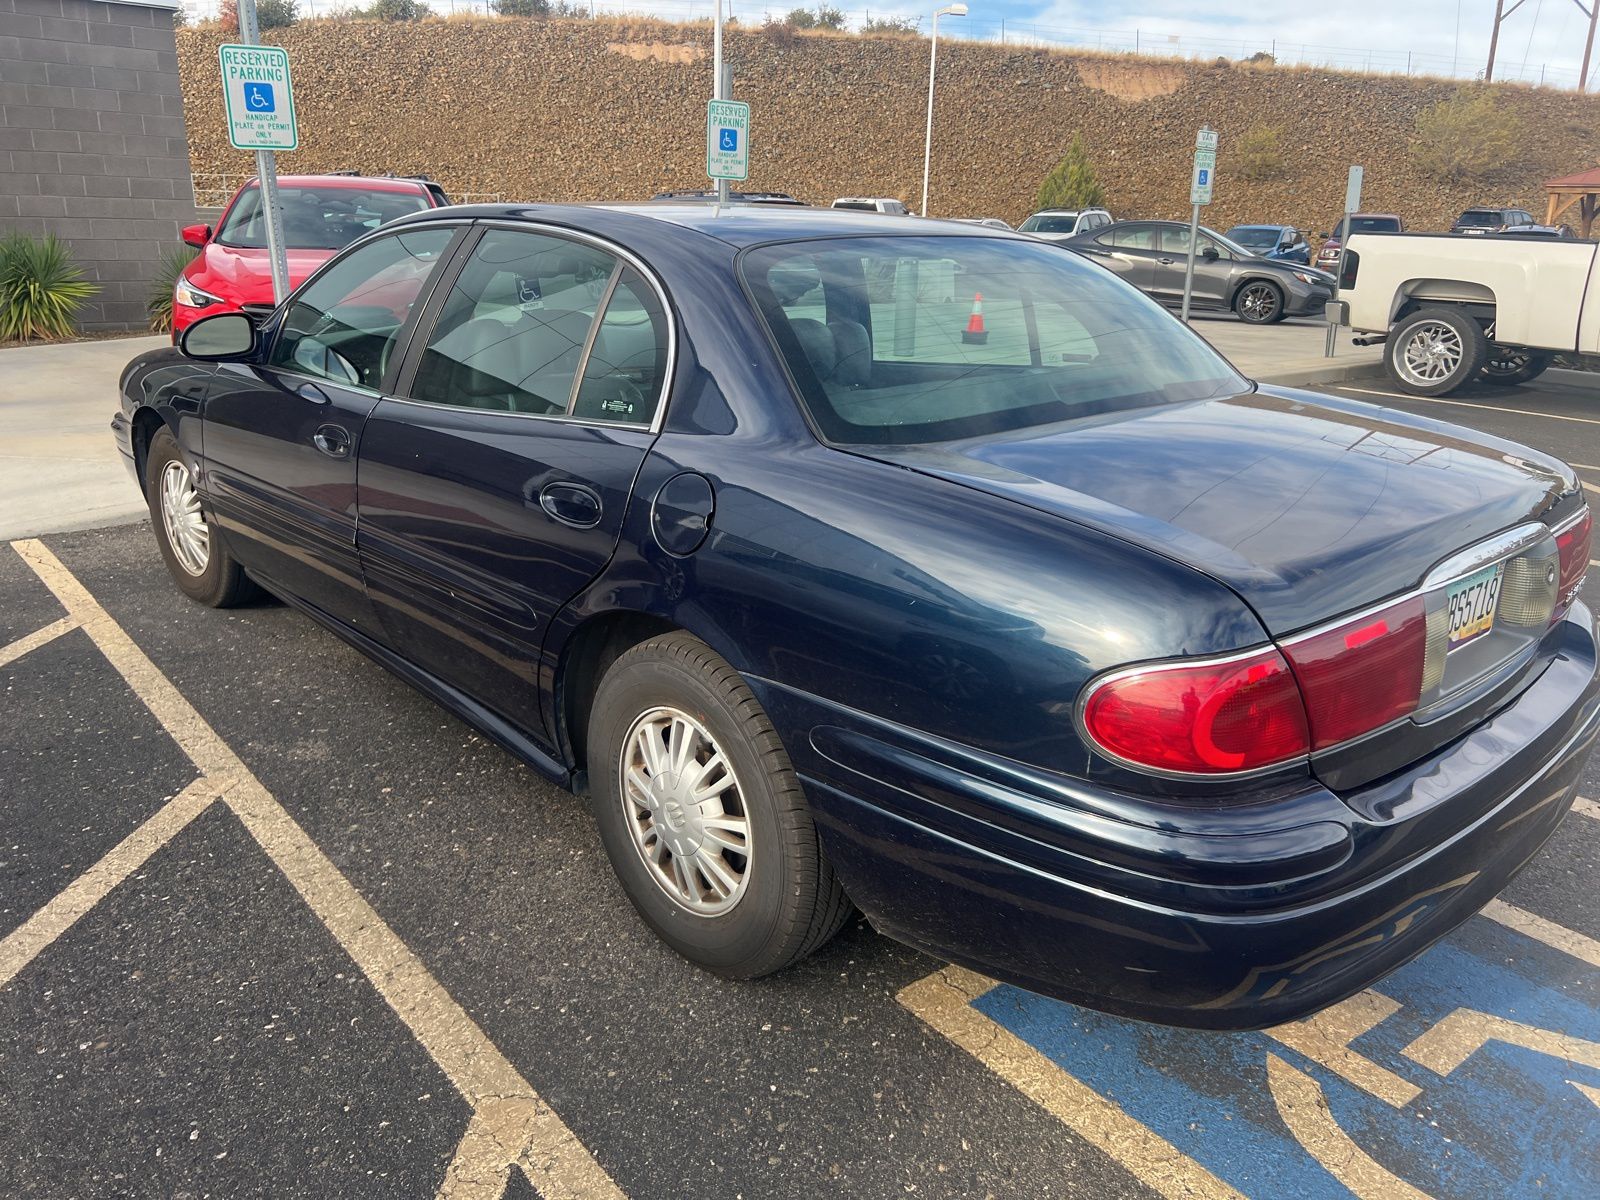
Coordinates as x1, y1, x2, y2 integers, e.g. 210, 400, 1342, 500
0, 0, 193, 331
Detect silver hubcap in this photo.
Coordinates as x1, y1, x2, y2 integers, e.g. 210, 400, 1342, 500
1239, 284, 1279, 321
1398, 321, 1463, 384
621, 707, 751, 916
159, 459, 209, 576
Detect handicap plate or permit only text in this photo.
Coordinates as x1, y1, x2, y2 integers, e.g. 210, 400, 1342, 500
1447, 563, 1502, 648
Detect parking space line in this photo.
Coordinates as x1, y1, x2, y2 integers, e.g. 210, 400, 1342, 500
8, 539, 624, 1200
0, 775, 228, 991
0, 615, 79, 670
1482, 898, 1600, 968
1575, 797, 1600, 822
1337, 386, 1600, 429
897, 965, 1245, 1200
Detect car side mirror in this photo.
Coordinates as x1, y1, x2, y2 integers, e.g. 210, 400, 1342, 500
1201, 246, 1220, 260
181, 223, 212, 249
1318, 232, 1331, 240
180, 312, 255, 361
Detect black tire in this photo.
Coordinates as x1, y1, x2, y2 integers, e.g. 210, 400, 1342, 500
586, 632, 852, 979
1480, 347, 1555, 386
143, 426, 259, 607
1384, 306, 1489, 397
1234, 279, 1287, 325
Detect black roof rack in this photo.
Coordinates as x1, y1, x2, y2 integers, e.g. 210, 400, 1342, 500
651, 189, 806, 206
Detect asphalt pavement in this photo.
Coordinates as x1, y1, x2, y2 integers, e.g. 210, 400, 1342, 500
3, 368, 1600, 1199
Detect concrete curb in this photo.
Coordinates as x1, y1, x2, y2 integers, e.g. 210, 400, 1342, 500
1253, 356, 1387, 389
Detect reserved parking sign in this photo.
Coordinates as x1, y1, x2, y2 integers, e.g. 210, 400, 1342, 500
219, 43, 298, 151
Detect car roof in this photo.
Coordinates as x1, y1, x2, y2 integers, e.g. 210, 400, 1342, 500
389, 201, 1021, 248
1228, 224, 1288, 231
240, 174, 433, 193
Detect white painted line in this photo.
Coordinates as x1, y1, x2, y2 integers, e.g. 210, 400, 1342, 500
1482, 898, 1600, 969
1340, 385, 1600, 428
0, 615, 79, 670
9, 538, 624, 1200
0, 776, 227, 990
897, 966, 1245, 1200
1573, 796, 1600, 822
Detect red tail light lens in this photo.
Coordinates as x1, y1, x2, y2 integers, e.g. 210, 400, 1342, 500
1554, 507, 1591, 619
1081, 649, 1310, 775
1280, 596, 1426, 751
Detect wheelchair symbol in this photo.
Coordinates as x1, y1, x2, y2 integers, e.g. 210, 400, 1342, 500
718, 127, 738, 153
245, 83, 276, 113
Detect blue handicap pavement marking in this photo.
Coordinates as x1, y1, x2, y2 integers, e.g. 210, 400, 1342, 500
972, 915, 1599, 1198
719, 127, 738, 153
245, 82, 276, 113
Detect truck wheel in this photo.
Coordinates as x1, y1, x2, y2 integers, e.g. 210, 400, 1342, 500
586, 632, 852, 979
1481, 348, 1554, 386
1385, 307, 1488, 396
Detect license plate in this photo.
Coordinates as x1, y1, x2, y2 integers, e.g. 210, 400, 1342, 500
1447, 564, 1502, 649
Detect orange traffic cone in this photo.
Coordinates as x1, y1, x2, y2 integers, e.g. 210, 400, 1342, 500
962, 292, 987, 345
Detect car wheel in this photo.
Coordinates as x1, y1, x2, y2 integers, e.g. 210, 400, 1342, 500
586, 631, 852, 979
1480, 347, 1554, 386
1234, 280, 1286, 324
1385, 307, 1489, 397
144, 426, 259, 607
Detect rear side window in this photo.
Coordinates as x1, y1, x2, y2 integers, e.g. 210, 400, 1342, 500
1109, 225, 1157, 249
409, 229, 668, 424
270, 227, 454, 391
1019, 214, 1079, 234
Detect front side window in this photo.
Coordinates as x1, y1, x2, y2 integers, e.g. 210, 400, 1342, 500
409, 229, 669, 424
741, 235, 1243, 446
270, 227, 454, 391
217, 184, 432, 251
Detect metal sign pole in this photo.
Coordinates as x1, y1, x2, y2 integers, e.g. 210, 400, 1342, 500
1324, 165, 1363, 358
236, 0, 289, 304
713, 0, 728, 208
1180, 126, 1216, 324
1180, 202, 1202, 324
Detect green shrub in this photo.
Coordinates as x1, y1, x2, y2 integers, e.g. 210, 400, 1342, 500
256, 0, 299, 28
492, 0, 549, 14
1035, 134, 1105, 211
1413, 90, 1520, 181
366, 0, 423, 20
147, 247, 198, 335
1236, 124, 1286, 182
0, 232, 98, 342
862, 16, 918, 34
786, 6, 845, 30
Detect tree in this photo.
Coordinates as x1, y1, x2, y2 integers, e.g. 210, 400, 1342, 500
256, 0, 299, 28
492, 0, 550, 14
786, 6, 845, 30
1235, 124, 1286, 182
1413, 89, 1520, 181
862, 16, 918, 35
366, 0, 424, 20
1035, 135, 1105, 211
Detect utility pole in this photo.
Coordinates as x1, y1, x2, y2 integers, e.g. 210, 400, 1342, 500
1582, 0, 1599, 92
1488, 0, 1595, 89
1485, 0, 1506, 82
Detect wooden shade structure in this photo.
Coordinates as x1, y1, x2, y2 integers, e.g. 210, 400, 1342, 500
1546, 167, 1600, 238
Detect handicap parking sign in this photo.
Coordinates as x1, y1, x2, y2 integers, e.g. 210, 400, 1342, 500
706, 99, 750, 182
245, 82, 276, 113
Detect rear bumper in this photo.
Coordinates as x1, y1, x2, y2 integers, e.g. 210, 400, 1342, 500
762, 606, 1600, 1029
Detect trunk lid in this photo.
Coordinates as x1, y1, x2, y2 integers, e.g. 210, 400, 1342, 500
863, 387, 1572, 635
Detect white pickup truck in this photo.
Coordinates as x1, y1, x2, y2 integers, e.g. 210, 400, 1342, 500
1332, 232, 1600, 395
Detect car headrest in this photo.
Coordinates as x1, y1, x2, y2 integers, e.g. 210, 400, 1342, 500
828, 319, 870, 389
788, 317, 836, 382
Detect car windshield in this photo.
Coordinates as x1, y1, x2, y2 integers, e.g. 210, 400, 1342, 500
833, 201, 878, 211
216, 185, 431, 251
741, 235, 1246, 447
1330, 216, 1401, 237
1455, 210, 1502, 227
1226, 227, 1282, 250
1019, 214, 1079, 233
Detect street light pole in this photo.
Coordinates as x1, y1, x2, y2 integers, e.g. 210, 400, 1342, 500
921, 4, 968, 218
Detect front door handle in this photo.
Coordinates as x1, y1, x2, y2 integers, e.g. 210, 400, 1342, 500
1158, 257, 1176, 265
298, 381, 331, 404
312, 424, 351, 459
539, 482, 602, 529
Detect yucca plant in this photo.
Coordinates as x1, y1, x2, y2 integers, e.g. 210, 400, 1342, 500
147, 247, 199, 334
0, 232, 98, 342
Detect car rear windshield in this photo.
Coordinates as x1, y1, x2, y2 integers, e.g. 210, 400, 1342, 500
1332, 216, 1401, 236
1454, 210, 1502, 227
216, 185, 431, 251
741, 235, 1246, 446
1018, 214, 1079, 233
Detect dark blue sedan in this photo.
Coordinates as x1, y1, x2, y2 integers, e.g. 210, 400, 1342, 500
112, 204, 1599, 1029
1224, 223, 1312, 264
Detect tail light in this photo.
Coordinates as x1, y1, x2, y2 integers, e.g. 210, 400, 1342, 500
1080, 648, 1309, 775
1279, 596, 1426, 751
1554, 507, 1592, 620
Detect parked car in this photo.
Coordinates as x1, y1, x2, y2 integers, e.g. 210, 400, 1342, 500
1017, 208, 1115, 241
949, 217, 1013, 229
1224, 224, 1311, 264
832, 197, 910, 215
1314, 213, 1404, 270
1452, 207, 1538, 235
114, 203, 1597, 1030
1334, 228, 1600, 394
171, 174, 450, 337
651, 190, 805, 205
1062, 220, 1335, 323
1492, 224, 1576, 239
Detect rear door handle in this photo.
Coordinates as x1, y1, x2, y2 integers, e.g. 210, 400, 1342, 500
1158, 257, 1176, 265
539, 482, 602, 529
312, 424, 351, 459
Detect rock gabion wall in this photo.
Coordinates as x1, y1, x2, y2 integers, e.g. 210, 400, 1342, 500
177, 20, 1600, 234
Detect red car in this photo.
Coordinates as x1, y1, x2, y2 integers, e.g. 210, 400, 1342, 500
171, 174, 450, 336
1313, 212, 1404, 272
